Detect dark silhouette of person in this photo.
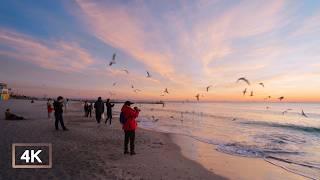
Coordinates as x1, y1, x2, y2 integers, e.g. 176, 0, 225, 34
94, 97, 104, 123
53, 96, 68, 131
105, 99, 115, 125
84, 101, 89, 117
121, 101, 140, 155
5, 109, 25, 120
88, 103, 93, 118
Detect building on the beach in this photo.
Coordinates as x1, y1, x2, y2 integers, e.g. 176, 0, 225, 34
0, 83, 10, 100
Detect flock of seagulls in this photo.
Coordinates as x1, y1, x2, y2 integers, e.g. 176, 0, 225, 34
108, 54, 309, 118
237, 77, 309, 118
237, 77, 285, 101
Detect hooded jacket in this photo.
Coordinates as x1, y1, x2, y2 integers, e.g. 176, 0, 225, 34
94, 100, 104, 114
53, 100, 63, 115
121, 105, 139, 131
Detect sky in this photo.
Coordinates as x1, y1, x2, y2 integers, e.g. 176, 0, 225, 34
0, 0, 320, 102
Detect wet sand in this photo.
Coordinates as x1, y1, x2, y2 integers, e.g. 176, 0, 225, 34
0, 99, 225, 180
171, 134, 306, 180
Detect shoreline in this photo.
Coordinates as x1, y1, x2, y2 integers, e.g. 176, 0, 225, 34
0, 99, 225, 180
170, 134, 306, 180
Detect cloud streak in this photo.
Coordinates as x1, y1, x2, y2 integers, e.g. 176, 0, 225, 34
0, 28, 94, 72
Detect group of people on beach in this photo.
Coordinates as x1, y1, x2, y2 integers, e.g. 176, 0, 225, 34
91, 97, 115, 125
4, 96, 141, 155
47, 96, 141, 155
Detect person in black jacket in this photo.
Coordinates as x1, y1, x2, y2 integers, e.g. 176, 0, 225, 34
105, 99, 115, 125
88, 102, 93, 118
53, 96, 68, 131
94, 97, 104, 123
84, 101, 89, 117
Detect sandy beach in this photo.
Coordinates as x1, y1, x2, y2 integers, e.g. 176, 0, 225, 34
0, 99, 225, 180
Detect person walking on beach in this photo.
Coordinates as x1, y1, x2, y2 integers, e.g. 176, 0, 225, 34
121, 101, 140, 155
64, 98, 69, 112
47, 98, 53, 119
94, 97, 104, 123
88, 102, 93, 118
53, 96, 68, 131
105, 99, 115, 125
84, 101, 89, 117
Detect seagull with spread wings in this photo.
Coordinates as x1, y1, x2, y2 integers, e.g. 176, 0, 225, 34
109, 53, 116, 66
195, 94, 200, 101
122, 69, 129, 74
164, 88, 169, 94
259, 82, 264, 87
134, 89, 141, 93
302, 110, 308, 117
237, 77, 250, 85
243, 88, 247, 96
206, 85, 212, 92
146, 71, 152, 78
250, 91, 254, 96
282, 108, 292, 115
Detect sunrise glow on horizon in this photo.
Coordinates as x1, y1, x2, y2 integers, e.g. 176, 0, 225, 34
1, 0, 320, 102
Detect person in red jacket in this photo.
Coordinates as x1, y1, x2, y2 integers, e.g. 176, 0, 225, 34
121, 101, 140, 155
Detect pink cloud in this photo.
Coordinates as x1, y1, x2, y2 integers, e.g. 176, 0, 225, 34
74, 0, 195, 86
0, 29, 94, 72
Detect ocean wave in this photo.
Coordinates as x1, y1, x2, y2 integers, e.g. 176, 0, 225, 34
216, 142, 301, 158
241, 121, 320, 134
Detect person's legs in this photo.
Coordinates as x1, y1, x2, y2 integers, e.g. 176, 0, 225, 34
55, 114, 59, 130
59, 114, 67, 130
124, 131, 130, 154
129, 131, 135, 154
96, 112, 101, 123
109, 114, 112, 125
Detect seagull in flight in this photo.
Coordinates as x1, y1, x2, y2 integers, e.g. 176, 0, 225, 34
282, 108, 292, 115
242, 88, 247, 96
122, 69, 129, 74
112, 82, 117, 86
131, 85, 134, 89
152, 116, 159, 122
301, 110, 308, 118
109, 53, 116, 66
250, 91, 254, 96
195, 94, 200, 101
278, 96, 284, 101
237, 77, 250, 85
259, 82, 264, 87
134, 89, 141, 93
164, 88, 169, 94
146, 71, 152, 78
206, 85, 212, 92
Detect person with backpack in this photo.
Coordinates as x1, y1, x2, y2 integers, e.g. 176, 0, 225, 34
94, 97, 104, 123
120, 101, 140, 155
53, 96, 68, 131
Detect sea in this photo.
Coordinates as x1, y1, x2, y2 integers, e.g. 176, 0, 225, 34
133, 102, 320, 179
